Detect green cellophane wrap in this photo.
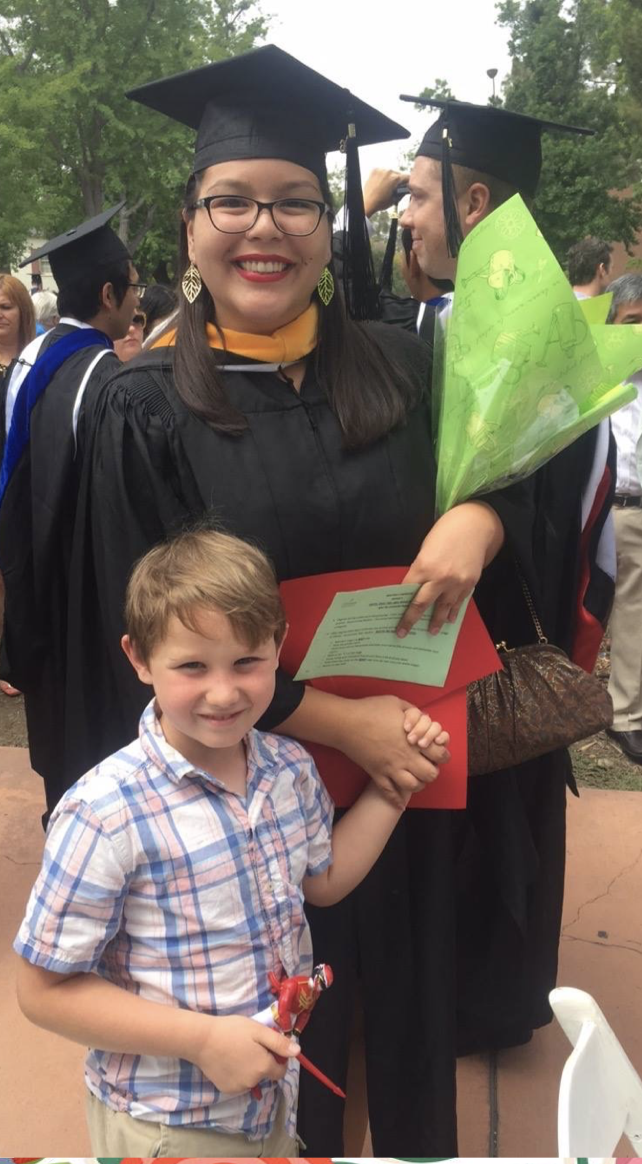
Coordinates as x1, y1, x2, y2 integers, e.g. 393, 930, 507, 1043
435, 194, 642, 514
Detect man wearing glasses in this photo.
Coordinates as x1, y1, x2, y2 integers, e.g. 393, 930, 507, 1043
0, 203, 140, 824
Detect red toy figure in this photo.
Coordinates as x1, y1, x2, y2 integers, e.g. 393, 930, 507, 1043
251, 963, 344, 1099
268, 963, 333, 1037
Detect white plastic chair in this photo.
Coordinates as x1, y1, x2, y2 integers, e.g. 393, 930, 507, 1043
550, 986, 642, 1155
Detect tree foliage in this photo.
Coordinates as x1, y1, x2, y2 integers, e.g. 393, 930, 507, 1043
496, 0, 642, 259
0, 0, 268, 272
415, 78, 455, 105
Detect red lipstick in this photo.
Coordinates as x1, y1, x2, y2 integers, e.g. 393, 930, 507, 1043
233, 253, 294, 283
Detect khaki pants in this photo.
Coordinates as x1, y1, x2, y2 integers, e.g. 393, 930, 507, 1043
85, 1087, 297, 1156
608, 505, 642, 730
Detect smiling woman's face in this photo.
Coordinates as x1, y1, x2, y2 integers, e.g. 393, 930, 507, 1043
186, 157, 333, 335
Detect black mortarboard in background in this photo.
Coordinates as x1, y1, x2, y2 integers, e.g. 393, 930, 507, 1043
20, 202, 130, 289
400, 96, 594, 258
127, 45, 410, 320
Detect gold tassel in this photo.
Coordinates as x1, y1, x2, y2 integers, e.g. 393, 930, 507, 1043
317, 266, 335, 306
182, 262, 202, 304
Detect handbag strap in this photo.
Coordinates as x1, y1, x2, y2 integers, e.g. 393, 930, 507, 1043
516, 565, 549, 645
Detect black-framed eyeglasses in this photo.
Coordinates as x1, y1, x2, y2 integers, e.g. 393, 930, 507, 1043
189, 195, 331, 237
127, 282, 148, 298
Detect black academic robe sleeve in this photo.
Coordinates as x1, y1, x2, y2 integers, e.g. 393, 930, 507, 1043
474, 475, 541, 647
66, 374, 197, 774
67, 368, 305, 778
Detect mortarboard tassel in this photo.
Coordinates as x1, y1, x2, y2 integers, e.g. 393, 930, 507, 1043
441, 123, 464, 259
379, 204, 399, 292
342, 118, 381, 320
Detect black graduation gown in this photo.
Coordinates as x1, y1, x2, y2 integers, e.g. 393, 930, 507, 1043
371, 289, 606, 1056
378, 289, 421, 333
64, 322, 536, 1156
452, 422, 617, 1057
534, 425, 617, 655
0, 323, 119, 814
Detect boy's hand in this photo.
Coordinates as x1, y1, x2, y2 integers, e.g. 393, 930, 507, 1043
193, 1015, 300, 1094
403, 708, 450, 757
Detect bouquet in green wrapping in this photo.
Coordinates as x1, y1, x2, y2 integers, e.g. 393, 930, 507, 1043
434, 194, 642, 514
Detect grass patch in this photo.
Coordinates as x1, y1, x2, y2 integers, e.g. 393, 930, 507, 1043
571, 733, 642, 791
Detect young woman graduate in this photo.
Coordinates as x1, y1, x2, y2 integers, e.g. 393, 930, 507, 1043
64, 46, 538, 1155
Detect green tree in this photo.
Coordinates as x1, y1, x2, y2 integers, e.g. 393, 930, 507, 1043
0, 0, 268, 273
414, 78, 454, 105
496, 0, 642, 259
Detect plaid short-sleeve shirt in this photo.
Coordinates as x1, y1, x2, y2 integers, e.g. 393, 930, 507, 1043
15, 701, 334, 1139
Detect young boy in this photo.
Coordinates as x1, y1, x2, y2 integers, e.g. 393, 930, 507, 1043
14, 529, 446, 1156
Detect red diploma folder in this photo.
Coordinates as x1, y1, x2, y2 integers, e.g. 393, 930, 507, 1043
279, 567, 502, 809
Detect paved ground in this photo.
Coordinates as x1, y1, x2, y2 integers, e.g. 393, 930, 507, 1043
0, 690, 28, 747
1, 747, 640, 1156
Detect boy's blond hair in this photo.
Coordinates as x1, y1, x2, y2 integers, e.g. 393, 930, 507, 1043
125, 529, 286, 662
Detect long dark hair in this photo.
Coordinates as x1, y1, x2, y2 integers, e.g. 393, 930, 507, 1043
172, 171, 419, 447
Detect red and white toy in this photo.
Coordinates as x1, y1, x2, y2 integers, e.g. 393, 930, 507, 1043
251, 963, 345, 1099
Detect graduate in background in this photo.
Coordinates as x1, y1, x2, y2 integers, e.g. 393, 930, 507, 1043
400, 97, 612, 1054
0, 206, 141, 818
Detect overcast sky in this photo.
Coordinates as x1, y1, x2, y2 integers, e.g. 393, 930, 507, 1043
263, 0, 512, 175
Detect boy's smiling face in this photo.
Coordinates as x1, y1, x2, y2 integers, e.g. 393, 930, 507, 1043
122, 608, 282, 772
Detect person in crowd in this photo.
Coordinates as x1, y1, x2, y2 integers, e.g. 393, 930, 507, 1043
30, 273, 43, 295
15, 527, 446, 1155
0, 274, 35, 398
140, 282, 178, 345
114, 307, 146, 362
31, 289, 59, 334
603, 275, 642, 761
0, 204, 141, 818
565, 242, 618, 682
49, 46, 537, 1156
0, 274, 35, 697
399, 225, 451, 337
399, 97, 605, 1055
567, 236, 613, 298
375, 220, 448, 339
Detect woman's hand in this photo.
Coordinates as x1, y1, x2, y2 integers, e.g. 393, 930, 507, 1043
397, 501, 505, 637
334, 694, 450, 809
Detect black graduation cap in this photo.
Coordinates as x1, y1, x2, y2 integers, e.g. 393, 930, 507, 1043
127, 45, 410, 320
20, 201, 130, 289
400, 96, 594, 257
128, 45, 408, 176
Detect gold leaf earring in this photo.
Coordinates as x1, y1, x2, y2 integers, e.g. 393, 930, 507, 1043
317, 266, 335, 306
182, 262, 202, 304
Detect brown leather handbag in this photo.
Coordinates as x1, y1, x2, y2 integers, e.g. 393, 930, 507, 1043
467, 575, 613, 777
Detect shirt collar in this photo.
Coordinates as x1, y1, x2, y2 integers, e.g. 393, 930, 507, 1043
58, 316, 98, 330
138, 698, 278, 792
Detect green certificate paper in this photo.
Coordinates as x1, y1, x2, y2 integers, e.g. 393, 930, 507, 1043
294, 585, 470, 687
